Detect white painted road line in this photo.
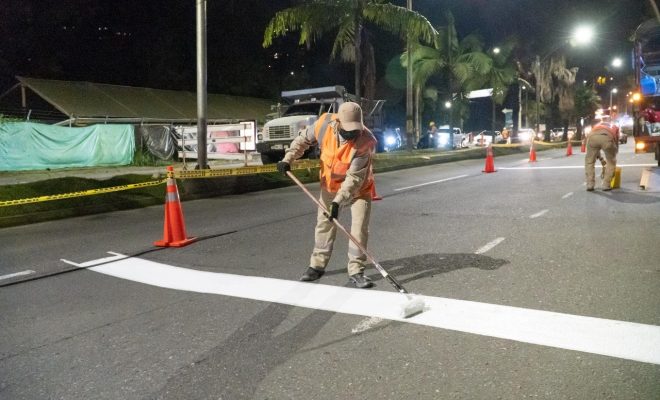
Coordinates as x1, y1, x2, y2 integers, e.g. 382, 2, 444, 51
475, 237, 505, 254
562, 192, 574, 199
499, 164, 655, 170
65, 252, 660, 365
0, 270, 35, 281
394, 174, 468, 191
530, 209, 549, 218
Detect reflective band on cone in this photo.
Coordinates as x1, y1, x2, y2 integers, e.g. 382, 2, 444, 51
154, 166, 196, 247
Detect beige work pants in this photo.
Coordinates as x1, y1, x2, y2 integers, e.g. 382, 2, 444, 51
309, 190, 371, 276
585, 133, 617, 189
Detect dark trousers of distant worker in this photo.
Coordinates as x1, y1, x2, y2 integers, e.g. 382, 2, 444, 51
585, 133, 617, 190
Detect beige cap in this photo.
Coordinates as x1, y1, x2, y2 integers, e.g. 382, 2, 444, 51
337, 102, 364, 131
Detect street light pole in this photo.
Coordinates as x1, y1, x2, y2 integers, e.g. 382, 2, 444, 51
195, 0, 208, 169
609, 88, 618, 119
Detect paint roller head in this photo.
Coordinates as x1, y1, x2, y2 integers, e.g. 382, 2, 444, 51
400, 294, 426, 318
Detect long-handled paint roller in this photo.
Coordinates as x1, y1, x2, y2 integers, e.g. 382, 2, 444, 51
286, 171, 426, 318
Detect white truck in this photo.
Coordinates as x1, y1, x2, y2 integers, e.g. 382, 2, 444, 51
256, 85, 388, 164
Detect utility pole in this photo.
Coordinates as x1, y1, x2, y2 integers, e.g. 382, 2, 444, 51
195, 0, 208, 169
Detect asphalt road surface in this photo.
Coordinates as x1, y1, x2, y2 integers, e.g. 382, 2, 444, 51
1, 142, 659, 399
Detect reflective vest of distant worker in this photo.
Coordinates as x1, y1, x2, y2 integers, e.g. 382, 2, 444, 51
585, 122, 619, 191
276, 102, 377, 288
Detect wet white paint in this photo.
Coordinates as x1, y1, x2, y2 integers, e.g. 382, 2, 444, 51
499, 164, 654, 170
352, 317, 384, 334
62, 252, 660, 365
475, 237, 505, 254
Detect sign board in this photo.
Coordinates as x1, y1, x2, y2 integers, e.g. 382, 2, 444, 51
174, 121, 256, 160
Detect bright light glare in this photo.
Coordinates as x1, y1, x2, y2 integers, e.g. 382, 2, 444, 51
611, 57, 623, 68
635, 141, 646, 151
572, 25, 594, 46
444, 101, 452, 109
493, 47, 500, 54
611, 88, 618, 94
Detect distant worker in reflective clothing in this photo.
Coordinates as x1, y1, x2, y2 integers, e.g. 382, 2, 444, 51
585, 121, 619, 191
277, 102, 377, 288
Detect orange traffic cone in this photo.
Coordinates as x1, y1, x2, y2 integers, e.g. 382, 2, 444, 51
529, 142, 537, 162
580, 140, 586, 153
371, 183, 382, 201
483, 144, 496, 173
154, 166, 196, 247
566, 140, 573, 156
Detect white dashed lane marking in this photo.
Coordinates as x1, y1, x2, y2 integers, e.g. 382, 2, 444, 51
61, 252, 660, 365
475, 237, 505, 254
0, 270, 35, 281
530, 209, 549, 218
562, 192, 574, 199
394, 175, 468, 191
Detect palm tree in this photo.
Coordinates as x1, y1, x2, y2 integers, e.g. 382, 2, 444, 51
262, 0, 436, 100
401, 13, 492, 141
532, 54, 578, 140
465, 38, 518, 132
573, 84, 601, 140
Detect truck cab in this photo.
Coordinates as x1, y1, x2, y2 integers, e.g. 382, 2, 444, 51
632, 18, 660, 165
256, 86, 386, 164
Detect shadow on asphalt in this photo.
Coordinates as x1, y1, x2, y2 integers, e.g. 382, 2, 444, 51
591, 190, 660, 204
322, 252, 508, 285
152, 303, 334, 400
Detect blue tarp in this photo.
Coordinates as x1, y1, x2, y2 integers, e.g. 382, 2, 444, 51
0, 122, 135, 171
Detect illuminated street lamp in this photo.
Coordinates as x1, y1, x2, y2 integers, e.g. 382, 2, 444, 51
493, 47, 500, 54
572, 25, 594, 46
611, 57, 623, 68
609, 88, 618, 118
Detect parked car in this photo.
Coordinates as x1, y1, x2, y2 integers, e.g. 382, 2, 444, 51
417, 126, 465, 149
473, 130, 502, 146
516, 128, 538, 144
374, 127, 402, 152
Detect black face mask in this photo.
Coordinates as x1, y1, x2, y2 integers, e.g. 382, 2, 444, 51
339, 129, 360, 140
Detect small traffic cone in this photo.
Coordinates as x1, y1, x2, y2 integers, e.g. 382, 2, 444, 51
566, 140, 573, 156
529, 142, 537, 162
154, 166, 196, 247
483, 144, 496, 173
580, 140, 586, 153
371, 183, 382, 201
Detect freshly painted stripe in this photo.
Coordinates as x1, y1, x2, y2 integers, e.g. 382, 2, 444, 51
530, 209, 549, 218
474, 237, 505, 254
394, 175, 468, 191
499, 164, 654, 170
562, 192, 574, 199
64, 252, 660, 365
0, 270, 36, 281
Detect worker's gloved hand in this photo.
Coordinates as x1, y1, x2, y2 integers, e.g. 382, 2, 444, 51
277, 161, 291, 175
326, 202, 339, 220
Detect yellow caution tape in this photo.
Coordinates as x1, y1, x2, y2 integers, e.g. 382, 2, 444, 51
0, 160, 321, 207
0, 179, 166, 207
173, 160, 319, 179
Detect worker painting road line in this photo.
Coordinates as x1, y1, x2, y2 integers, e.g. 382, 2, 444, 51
62, 252, 660, 365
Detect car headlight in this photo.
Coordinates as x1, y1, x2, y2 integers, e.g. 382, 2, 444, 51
438, 135, 449, 146
385, 135, 396, 146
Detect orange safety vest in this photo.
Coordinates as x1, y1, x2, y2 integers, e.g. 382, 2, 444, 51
591, 123, 619, 142
314, 113, 375, 197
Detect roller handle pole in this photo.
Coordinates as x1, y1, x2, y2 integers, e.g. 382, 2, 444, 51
286, 171, 409, 294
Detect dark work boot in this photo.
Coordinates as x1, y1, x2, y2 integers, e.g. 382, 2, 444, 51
349, 273, 373, 289
300, 267, 325, 282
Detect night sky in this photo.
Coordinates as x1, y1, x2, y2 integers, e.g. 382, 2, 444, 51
0, 0, 651, 104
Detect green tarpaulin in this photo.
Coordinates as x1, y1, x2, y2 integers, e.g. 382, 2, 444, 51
0, 122, 134, 171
